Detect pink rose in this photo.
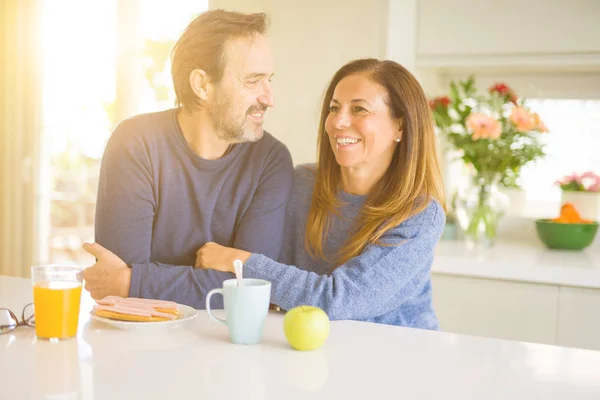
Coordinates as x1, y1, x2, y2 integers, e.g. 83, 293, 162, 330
581, 171, 600, 191
588, 182, 600, 192
581, 171, 599, 180
466, 113, 501, 140
510, 106, 534, 131
558, 173, 581, 185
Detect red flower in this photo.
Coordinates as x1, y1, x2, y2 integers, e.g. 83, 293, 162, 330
489, 83, 518, 104
429, 96, 451, 109
489, 83, 511, 95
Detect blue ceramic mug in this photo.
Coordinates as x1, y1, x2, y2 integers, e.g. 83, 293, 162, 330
206, 279, 271, 345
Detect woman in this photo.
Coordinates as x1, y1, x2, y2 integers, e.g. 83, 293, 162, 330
196, 59, 445, 329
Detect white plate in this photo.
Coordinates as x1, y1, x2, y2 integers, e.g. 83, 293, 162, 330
90, 304, 198, 331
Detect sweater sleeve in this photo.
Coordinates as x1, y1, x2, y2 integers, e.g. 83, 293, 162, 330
128, 262, 230, 308
243, 200, 445, 320
232, 142, 293, 260
94, 124, 230, 308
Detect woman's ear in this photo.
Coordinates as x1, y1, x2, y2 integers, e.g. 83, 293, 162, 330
189, 69, 211, 101
396, 118, 404, 141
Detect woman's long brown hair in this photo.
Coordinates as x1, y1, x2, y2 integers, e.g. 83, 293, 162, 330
305, 59, 445, 266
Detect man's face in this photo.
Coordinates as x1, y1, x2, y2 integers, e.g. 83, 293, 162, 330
208, 34, 275, 142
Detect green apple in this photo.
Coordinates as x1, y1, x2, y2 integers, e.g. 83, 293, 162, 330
283, 306, 330, 351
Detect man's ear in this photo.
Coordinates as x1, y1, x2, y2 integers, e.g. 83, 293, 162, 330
189, 69, 211, 101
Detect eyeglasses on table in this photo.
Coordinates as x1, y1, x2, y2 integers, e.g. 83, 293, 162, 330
0, 303, 35, 334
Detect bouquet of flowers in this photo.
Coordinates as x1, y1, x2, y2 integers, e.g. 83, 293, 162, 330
430, 77, 549, 245
430, 77, 548, 187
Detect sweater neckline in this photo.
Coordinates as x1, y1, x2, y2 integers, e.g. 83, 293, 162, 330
338, 190, 367, 205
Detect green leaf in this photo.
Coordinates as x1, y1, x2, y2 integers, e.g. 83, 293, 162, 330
449, 81, 460, 105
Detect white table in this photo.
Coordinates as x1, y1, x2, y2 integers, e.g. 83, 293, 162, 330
1, 275, 600, 400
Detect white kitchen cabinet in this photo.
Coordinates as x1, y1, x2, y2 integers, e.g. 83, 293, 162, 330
432, 274, 559, 345
557, 287, 600, 351
417, 0, 600, 61
431, 241, 600, 350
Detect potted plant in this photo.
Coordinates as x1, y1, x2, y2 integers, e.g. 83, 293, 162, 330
556, 171, 600, 220
430, 78, 548, 246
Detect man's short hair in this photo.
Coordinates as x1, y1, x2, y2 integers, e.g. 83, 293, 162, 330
171, 9, 269, 112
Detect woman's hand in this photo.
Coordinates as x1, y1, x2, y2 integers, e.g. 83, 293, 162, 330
195, 242, 251, 273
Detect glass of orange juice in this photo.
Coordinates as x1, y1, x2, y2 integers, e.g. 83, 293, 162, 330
31, 265, 82, 341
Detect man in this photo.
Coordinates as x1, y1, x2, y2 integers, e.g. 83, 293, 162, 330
82, 10, 293, 309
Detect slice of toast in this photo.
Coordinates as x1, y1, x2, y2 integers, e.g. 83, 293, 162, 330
95, 309, 176, 322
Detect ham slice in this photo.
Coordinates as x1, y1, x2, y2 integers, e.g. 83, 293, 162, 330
94, 296, 179, 320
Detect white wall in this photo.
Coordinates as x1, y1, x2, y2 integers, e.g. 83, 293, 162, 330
211, 0, 390, 164
210, 0, 600, 164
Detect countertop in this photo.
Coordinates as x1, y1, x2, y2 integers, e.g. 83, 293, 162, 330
433, 240, 600, 289
2, 275, 600, 399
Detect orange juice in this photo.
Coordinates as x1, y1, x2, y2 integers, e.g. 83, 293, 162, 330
33, 281, 82, 339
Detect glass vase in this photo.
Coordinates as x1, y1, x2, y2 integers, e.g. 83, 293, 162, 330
456, 171, 509, 247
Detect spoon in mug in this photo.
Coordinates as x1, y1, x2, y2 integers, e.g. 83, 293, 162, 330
233, 259, 243, 286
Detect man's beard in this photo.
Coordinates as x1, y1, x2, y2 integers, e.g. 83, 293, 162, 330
210, 94, 265, 143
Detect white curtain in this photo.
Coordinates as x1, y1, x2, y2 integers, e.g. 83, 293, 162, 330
0, 0, 43, 277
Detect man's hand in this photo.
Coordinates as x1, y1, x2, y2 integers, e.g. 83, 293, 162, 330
82, 242, 132, 300
195, 242, 251, 273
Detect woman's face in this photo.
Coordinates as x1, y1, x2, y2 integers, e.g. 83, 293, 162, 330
325, 74, 401, 170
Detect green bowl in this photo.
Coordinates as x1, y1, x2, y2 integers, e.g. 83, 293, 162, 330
535, 219, 599, 250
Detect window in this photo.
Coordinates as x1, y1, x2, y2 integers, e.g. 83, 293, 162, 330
520, 99, 600, 215
40, 0, 118, 265
437, 70, 600, 219
39, 0, 208, 265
